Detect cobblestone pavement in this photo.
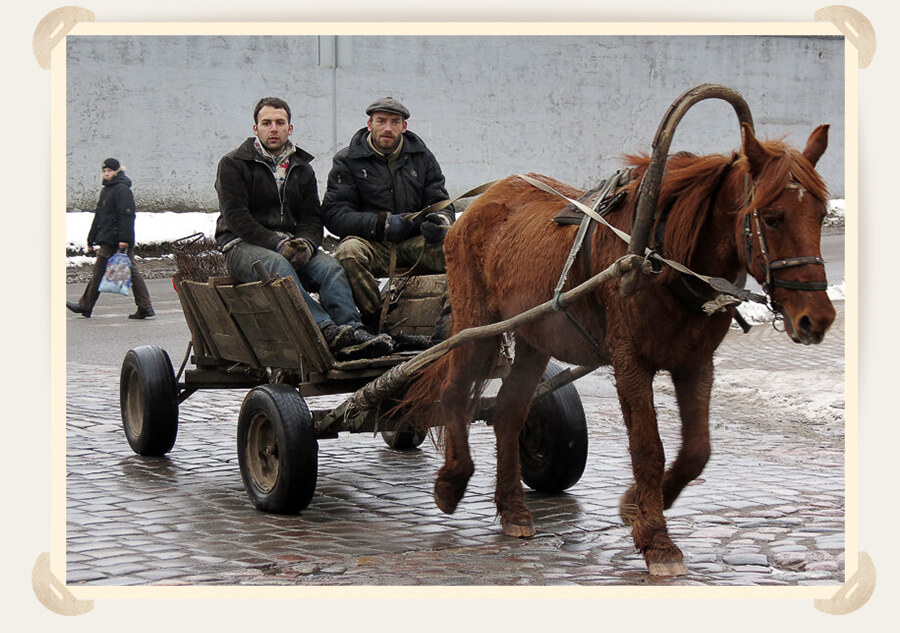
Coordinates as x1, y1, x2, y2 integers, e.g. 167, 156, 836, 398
65, 302, 845, 587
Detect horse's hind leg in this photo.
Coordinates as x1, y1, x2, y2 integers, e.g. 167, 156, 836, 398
433, 340, 500, 515
491, 341, 549, 538
614, 361, 687, 576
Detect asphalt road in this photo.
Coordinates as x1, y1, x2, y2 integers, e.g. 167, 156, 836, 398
66, 277, 192, 369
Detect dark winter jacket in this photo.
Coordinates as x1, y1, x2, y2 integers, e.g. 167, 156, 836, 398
321, 128, 454, 241
87, 172, 136, 247
214, 138, 323, 252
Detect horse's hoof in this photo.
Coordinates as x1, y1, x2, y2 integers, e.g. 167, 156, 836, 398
434, 490, 458, 514
434, 480, 463, 515
648, 561, 689, 577
501, 517, 535, 538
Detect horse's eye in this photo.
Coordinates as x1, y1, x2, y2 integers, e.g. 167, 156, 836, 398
761, 212, 783, 228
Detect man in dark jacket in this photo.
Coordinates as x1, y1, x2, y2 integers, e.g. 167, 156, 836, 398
322, 97, 454, 325
66, 158, 155, 319
214, 97, 393, 359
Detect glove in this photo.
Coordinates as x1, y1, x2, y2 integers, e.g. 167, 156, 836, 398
385, 214, 414, 243
277, 238, 314, 269
420, 213, 451, 244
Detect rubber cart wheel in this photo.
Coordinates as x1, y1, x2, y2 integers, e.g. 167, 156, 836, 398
381, 425, 428, 450
237, 384, 318, 514
519, 359, 588, 492
120, 345, 179, 456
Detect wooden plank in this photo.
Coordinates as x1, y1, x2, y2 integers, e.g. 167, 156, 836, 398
277, 278, 336, 373
179, 275, 345, 375
175, 280, 219, 360
215, 283, 299, 369
385, 274, 447, 336
183, 280, 260, 367
385, 296, 443, 334
393, 274, 447, 298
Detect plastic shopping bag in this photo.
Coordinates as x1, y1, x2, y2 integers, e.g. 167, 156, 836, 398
98, 251, 133, 296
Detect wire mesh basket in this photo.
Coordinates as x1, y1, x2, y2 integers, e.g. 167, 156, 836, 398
172, 232, 226, 283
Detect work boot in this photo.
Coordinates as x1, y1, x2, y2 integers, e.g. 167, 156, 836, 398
128, 307, 156, 319
321, 323, 355, 351
66, 301, 91, 318
334, 326, 395, 360
392, 332, 433, 352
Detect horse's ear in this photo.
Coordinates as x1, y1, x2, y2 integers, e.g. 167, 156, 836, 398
802, 124, 830, 167
741, 123, 772, 178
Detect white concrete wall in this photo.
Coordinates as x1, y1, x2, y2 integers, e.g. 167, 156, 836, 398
66, 34, 844, 212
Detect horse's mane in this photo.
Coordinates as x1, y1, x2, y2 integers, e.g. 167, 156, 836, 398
622, 138, 828, 267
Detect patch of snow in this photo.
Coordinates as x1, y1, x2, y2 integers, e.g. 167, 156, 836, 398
66, 211, 218, 251
735, 281, 844, 327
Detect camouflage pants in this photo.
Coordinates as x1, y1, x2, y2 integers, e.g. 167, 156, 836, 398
334, 235, 446, 317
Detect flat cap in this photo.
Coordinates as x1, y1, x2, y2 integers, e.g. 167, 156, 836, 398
365, 96, 410, 119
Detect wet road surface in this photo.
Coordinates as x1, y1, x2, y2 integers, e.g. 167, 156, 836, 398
64, 295, 845, 587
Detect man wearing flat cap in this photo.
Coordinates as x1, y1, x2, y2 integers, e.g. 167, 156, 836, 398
322, 97, 454, 330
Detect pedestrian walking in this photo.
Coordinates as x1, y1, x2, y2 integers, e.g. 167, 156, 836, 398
67, 158, 155, 319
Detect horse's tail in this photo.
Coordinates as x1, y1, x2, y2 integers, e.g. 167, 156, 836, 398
393, 353, 452, 442
393, 338, 502, 447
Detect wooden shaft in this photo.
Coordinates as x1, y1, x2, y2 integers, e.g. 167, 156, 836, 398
318, 254, 644, 430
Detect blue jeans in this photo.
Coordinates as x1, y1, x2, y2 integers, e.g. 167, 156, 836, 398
224, 242, 362, 327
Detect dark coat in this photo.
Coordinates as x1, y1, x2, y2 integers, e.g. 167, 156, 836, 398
214, 138, 323, 251
321, 128, 454, 241
87, 172, 136, 247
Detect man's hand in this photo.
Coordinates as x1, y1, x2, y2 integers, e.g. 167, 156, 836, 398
385, 214, 415, 243
278, 237, 314, 269
420, 213, 451, 244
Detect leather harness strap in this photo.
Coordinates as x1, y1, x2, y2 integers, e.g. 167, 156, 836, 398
518, 173, 769, 314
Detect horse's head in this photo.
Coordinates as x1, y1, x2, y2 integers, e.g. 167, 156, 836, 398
736, 123, 836, 344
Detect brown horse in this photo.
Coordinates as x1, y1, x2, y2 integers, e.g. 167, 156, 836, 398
400, 123, 836, 576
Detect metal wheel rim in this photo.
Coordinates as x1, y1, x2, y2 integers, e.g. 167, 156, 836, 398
520, 414, 549, 465
245, 412, 279, 493
124, 368, 144, 438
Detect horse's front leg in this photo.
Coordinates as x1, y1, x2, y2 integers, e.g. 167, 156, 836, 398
491, 342, 549, 537
662, 361, 713, 508
620, 361, 714, 514
615, 362, 688, 576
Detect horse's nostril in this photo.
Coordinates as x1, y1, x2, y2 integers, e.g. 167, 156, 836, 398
798, 315, 813, 337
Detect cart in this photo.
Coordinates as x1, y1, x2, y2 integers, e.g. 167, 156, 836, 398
119, 241, 590, 514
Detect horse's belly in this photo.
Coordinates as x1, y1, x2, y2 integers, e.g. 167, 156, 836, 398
514, 312, 611, 367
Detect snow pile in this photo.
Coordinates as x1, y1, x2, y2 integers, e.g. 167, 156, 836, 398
710, 368, 845, 438
825, 199, 845, 231
66, 211, 219, 252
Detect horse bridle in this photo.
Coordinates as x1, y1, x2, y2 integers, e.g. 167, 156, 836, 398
742, 177, 828, 313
